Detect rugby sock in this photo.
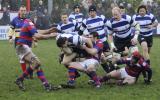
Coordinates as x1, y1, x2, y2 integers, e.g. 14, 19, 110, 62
146, 60, 150, 65
87, 71, 100, 85
20, 63, 26, 72
18, 67, 33, 81
28, 65, 33, 78
36, 69, 48, 85
100, 75, 109, 82
68, 67, 76, 84
64, 65, 80, 78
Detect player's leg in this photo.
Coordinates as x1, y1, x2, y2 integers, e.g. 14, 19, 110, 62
61, 53, 77, 65
100, 69, 121, 83
86, 62, 101, 88
122, 77, 136, 85
61, 62, 84, 88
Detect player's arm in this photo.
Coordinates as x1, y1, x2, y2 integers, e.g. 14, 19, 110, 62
8, 27, 15, 39
34, 32, 56, 40
28, 23, 56, 39
37, 27, 58, 35
113, 58, 130, 65
82, 41, 103, 55
81, 36, 93, 48
83, 45, 98, 55
106, 21, 115, 51
147, 14, 158, 29
78, 19, 87, 35
129, 16, 140, 45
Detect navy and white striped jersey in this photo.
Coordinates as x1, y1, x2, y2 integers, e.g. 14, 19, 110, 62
107, 14, 136, 38
57, 21, 78, 34
56, 33, 86, 46
69, 12, 84, 27
132, 13, 158, 36
80, 15, 107, 42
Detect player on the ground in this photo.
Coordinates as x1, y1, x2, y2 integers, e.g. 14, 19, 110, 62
100, 51, 152, 85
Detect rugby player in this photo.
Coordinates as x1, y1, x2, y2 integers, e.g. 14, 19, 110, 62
100, 51, 152, 85
14, 18, 58, 92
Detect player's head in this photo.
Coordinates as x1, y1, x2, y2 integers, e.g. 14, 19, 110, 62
112, 7, 121, 21
119, 5, 125, 14
89, 5, 97, 18
88, 32, 99, 42
19, 5, 27, 18
61, 12, 68, 24
131, 51, 141, 64
73, 4, 80, 13
39, 0, 43, 5
56, 37, 68, 47
137, 5, 147, 16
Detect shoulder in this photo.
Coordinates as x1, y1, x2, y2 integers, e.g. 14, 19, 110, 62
123, 14, 132, 20
147, 13, 154, 18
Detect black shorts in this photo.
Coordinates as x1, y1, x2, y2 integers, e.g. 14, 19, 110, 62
138, 35, 153, 47
114, 35, 134, 53
72, 47, 90, 58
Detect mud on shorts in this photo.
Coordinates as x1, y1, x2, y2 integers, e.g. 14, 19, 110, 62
79, 58, 100, 69
16, 44, 36, 61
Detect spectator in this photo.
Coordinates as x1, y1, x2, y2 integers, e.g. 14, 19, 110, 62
51, 4, 61, 24
9, 0, 18, 11
33, 15, 43, 29
0, 6, 10, 25
97, 3, 105, 16
35, 0, 46, 16
156, 1, 160, 21
126, 3, 135, 16
41, 8, 51, 29
146, 1, 152, 13
62, 3, 71, 15
0, 0, 2, 11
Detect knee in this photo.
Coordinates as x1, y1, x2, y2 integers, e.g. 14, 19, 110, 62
31, 57, 41, 69
87, 67, 96, 72
61, 61, 69, 65
142, 46, 148, 53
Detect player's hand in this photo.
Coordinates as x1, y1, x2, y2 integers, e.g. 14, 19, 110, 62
33, 42, 38, 48
80, 44, 87, 50
9, 39, 13, 44
49, 33, 58, 38
131, 38, 137, 45
48, 27, 58, 33
110, 42, 117, 52
147, 25, 153, 29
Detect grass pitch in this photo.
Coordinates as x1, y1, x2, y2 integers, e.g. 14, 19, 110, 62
0, 37, 160, 100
